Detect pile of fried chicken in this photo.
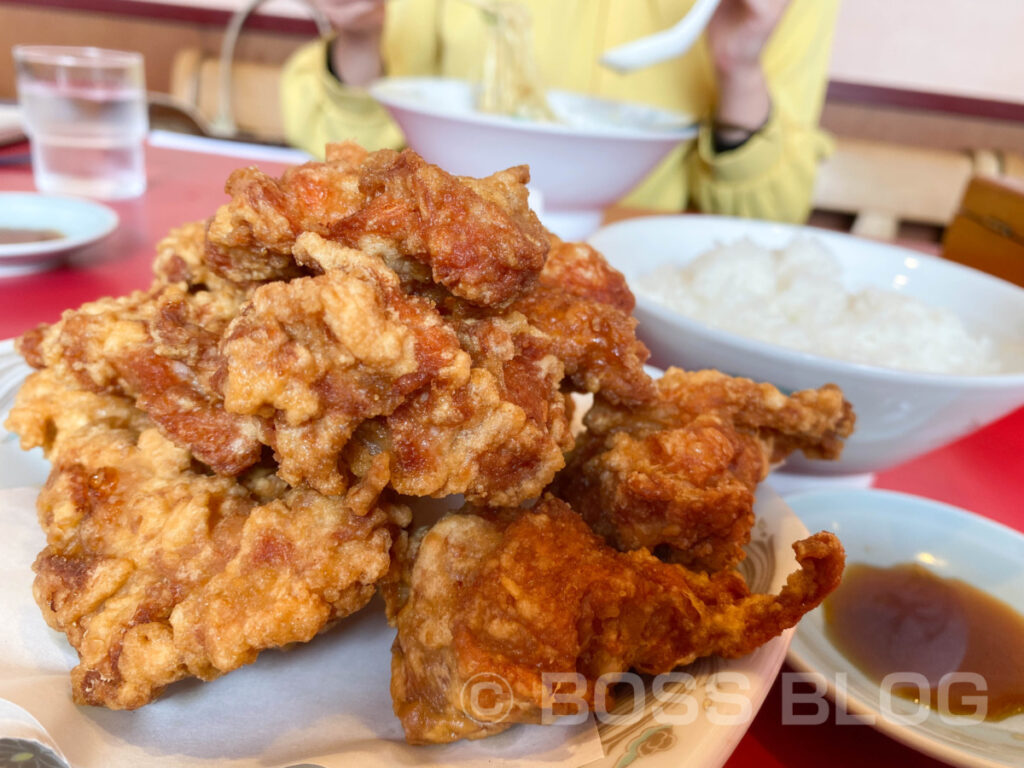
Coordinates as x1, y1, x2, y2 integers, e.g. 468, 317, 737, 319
5, 143, 853, 744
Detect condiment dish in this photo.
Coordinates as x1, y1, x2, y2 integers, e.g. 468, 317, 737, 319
786, 488, 1024, 768
0, 192, 118, 276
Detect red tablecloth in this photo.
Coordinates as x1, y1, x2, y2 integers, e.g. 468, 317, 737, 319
1, 141, 1021, 768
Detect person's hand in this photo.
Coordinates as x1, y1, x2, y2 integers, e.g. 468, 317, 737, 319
319, 0, 386, 87
704, 0, 791, 148
706, 0, 790, 74
320, 0, 386, 35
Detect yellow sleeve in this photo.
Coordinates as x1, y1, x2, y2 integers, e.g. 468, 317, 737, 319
687, 0, 839, 223
280, 37, 405, 159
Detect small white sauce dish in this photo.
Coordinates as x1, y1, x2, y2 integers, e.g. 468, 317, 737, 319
785, 488, 1024, 768
0, 192, 119, 276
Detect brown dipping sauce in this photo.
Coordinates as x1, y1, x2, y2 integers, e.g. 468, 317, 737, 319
0, 227, 63, 244
824, 562, 1024, 721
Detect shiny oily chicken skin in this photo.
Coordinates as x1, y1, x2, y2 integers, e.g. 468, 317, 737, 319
330, 149, 550, 306
203, 144, 368, 284
387, 497, 845, 744
555, 368, 855, 572
7, 369, 409, 710
510, 239, 655, 406
206, 142, 549, 306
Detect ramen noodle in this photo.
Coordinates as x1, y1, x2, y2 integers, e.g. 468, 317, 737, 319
474, 1, 557, 122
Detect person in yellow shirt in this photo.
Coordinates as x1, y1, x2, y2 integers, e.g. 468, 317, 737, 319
281, 0, 838, 222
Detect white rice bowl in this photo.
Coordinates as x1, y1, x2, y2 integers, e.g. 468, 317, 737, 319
634, 238, 1011, 376
588, 215, 1024, 476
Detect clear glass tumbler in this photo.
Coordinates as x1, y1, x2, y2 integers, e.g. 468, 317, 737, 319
12, 46, 148, 200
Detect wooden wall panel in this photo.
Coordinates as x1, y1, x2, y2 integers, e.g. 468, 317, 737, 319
1, 3, 314, 100
821, 102, 1024, 157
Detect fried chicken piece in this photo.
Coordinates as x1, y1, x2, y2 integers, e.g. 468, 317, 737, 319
21, 230, 571, 505
510, 240, 654, 405
30, 284, 261, 475
557, 412, 768, 572
388, 497, 845, 744
347, 308, 573, 506
330, 149, 549, 306
9, 370, 409, 710
152, 219, 243, 295
15, 322, 49, 369
418, 237, 653, 406
554, 368, 855, 571
205, 143, 548, 306
538, 239, 636, 313
220, 233, 470, 493
204, 143, 368, 284
4, 368, 146, 476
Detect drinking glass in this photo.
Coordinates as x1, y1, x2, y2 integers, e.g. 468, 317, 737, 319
12, 46, 148, 199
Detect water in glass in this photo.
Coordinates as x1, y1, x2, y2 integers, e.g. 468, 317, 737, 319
20, 80, 147, 199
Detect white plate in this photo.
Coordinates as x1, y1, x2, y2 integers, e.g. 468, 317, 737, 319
786, 488, 1024, 768
0, 340, 806, 768
0, 341, 47, 488
0, 193, 119, 276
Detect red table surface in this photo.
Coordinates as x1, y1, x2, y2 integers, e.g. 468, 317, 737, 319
2, 141, 1022, 768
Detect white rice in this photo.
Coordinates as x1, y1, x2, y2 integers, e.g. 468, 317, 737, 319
633, 238, 1007, 375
